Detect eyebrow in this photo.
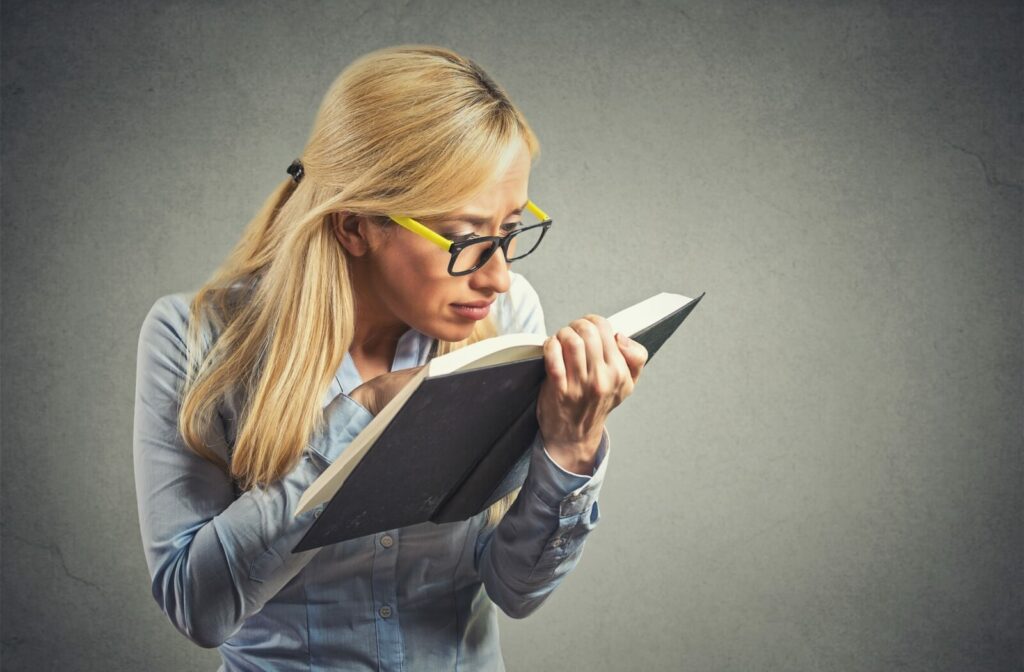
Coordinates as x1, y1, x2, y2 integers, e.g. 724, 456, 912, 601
444, 199, 529, 226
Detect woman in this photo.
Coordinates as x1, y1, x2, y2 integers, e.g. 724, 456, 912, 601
133, 44, 648, 671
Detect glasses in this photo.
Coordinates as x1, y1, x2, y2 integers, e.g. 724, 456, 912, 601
388, 200, 553, 276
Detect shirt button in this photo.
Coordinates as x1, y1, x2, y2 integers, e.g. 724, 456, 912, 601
379, 605, 392, 618
380, 534, 394, 548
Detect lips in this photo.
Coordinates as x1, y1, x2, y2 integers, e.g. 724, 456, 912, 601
451, 299, 495, 308
450, 299, 494, 321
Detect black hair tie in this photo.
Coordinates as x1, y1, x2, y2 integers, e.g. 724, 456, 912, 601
286, 158, 304, 183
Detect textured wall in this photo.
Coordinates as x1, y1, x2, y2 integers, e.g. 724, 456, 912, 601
2, 1, 1020, 670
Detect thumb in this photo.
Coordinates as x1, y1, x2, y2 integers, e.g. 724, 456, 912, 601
615, 333, 648, 382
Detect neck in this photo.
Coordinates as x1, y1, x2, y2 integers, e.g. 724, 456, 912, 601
348, 264, 409, 359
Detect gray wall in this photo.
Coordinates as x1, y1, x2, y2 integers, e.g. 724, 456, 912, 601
2, 1, 1020, 670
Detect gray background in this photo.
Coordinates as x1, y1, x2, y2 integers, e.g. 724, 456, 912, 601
2, 1, 1020, 670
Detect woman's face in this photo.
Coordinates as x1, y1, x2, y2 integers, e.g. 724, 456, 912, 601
341, 137, 533, 345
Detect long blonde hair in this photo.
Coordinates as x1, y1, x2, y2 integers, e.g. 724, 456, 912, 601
178, 45, 540, 528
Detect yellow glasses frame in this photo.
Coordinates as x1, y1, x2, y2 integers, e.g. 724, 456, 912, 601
388, 200, 552, 276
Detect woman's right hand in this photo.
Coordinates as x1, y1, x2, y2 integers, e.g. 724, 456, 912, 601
349, 365, 426, 416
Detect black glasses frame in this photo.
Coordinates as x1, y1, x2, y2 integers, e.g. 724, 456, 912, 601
445, 220, 553, 276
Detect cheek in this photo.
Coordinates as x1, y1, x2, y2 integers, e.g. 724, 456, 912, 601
385, 243, 450, 295
389, 261, 478, 340
377, 242, 460, 318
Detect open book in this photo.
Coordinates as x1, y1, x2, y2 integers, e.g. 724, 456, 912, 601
291, 290, 705, 552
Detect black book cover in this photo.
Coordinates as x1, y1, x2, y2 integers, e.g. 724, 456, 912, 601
292, 291, 704, 552
433, 289, 705, 521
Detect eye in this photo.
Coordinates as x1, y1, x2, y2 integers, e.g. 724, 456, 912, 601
443, 222, 522, 242
443, 231, 480, 243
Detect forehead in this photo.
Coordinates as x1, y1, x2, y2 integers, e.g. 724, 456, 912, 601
447, 138, 532, 217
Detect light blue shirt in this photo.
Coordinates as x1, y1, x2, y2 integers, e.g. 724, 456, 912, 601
133, 271, 611, 671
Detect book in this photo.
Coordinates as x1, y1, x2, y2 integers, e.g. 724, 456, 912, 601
290, 290, 705, 552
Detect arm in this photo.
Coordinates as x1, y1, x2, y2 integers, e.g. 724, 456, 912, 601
474, 273, 612, 619
475, 426, 609, 619
132, 295, 374, 648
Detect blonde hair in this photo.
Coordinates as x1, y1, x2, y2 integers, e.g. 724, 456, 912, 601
178, 45, 540, 529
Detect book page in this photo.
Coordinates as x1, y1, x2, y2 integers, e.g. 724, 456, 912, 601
426, 332, 546, 377
607, 292, 691, 337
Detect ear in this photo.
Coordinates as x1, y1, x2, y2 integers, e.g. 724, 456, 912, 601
332, 211, 376, 257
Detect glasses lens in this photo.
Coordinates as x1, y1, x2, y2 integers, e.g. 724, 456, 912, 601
451, 238, 497, 274
505, 223, 546, 261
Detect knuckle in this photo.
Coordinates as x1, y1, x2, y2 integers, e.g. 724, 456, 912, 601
616, 367, 630, 386
589, 375, 610, 396
574, 320, 598, 337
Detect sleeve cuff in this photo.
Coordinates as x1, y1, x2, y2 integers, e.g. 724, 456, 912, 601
307, 392, 375, 464
524, 426, 611, 509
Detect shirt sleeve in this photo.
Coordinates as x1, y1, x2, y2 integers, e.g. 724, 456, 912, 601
474, 272, 611, 619
132, 294, 375, 648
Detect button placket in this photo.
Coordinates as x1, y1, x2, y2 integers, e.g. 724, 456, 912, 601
370, 528, 402, 657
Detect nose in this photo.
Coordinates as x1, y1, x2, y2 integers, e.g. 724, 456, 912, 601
468, 244, 511, 294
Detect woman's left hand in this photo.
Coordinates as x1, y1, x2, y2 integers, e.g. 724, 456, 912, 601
535, 314, 649, 474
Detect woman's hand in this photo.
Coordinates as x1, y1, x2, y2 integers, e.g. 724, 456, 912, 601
350, 365, 427, 416
536, 314, 649, 474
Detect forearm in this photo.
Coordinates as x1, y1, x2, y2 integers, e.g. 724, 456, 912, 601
164, 454, 325, 647
475, 426, 610, 619
139, 393, 374, 648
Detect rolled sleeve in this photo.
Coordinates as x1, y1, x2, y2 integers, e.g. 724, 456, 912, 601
474, 426, 611, 619
528, 428, 610, 509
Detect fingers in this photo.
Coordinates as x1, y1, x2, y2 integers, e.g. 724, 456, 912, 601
581, 314, 620, 367
543, 334, 568, 395
569, 318, 604, 381
615, 333, 648, 384
548, 314, 648, 406
581, 314, 632, 389
554, 325, 587, 393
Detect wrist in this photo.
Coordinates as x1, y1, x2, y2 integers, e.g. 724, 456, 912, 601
543, 431, 602, 474
546, 451, 596, 475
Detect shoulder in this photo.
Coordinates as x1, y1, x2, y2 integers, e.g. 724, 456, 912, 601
137, 291, 204, 367
140, 292, 195, 340
144, 292, 194, 329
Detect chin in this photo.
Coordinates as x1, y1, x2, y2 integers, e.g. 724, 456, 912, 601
430, 319, 476, 344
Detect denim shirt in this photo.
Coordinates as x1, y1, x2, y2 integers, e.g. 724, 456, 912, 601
132, 271, 611, 671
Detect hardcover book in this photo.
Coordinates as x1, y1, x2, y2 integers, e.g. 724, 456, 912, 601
292, 290, 705, 552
